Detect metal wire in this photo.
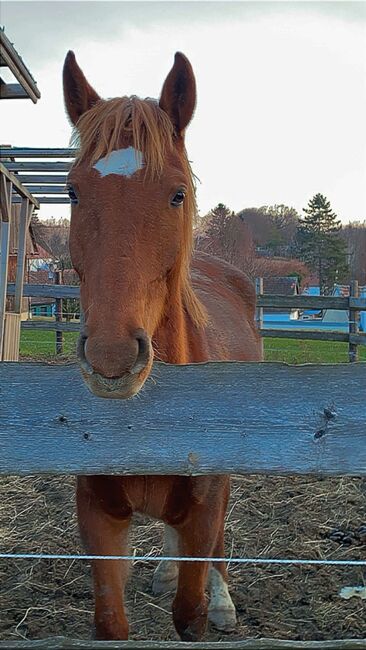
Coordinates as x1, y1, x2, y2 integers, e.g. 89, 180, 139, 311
0, 552, 365, 566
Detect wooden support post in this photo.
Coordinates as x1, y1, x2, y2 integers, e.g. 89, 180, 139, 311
256, 277, 264, 358
14, 198, 31, 312
55, 270, 63, 354
349, 280, 359, 363
0, 173, 12, 359
0, 218, 10, 358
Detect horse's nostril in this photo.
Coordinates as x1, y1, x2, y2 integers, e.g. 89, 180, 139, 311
131, 331, 151, 375
77, 334, 93, 375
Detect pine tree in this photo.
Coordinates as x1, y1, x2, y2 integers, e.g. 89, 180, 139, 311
296, 194, 348, 294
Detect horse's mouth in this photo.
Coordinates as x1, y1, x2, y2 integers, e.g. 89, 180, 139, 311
80, 366, 150, 399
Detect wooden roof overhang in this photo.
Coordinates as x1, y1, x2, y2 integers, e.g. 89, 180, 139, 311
0, 28, 41, 103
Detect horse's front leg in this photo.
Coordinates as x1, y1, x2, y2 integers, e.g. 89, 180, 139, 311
77, 477, 132, 640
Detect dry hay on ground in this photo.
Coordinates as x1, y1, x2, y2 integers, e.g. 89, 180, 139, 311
0, 475, 365, 642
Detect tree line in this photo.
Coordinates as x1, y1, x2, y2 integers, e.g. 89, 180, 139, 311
196, 195, 365, 293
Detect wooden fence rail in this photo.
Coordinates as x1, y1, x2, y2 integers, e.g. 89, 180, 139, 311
1, 362, 365, 477
7, 284, 366, 311
1, 638, 365, 649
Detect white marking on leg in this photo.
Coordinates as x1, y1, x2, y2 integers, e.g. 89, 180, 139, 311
93, 147, 144, 177
208, 566, 236, 631
152, 525, 179, 595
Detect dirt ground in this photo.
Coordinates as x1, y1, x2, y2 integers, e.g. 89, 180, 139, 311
0, 474, 365, 642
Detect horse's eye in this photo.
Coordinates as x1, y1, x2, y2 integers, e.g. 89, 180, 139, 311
67, 185, 78, 204
171, 190, 185, 207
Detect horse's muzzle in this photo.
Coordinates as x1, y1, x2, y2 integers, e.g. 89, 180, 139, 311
76, 331, 152, 399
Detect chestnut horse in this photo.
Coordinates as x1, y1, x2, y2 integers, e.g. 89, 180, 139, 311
63, 50, 261, 641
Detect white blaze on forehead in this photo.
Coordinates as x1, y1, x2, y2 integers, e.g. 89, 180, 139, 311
93, 147, 144, 178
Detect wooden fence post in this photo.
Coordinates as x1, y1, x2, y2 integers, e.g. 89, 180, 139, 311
55, 270, 63, 355
349, 280, 359, 363
256, 277, 264, 358
0, 174, 12, 359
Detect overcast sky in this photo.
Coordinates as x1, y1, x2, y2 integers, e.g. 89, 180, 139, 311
2, 1, 366, 223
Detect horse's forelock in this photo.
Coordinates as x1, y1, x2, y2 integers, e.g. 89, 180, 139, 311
70, 96, 175, 178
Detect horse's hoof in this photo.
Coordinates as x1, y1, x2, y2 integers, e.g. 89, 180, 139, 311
208, 605, 237, 632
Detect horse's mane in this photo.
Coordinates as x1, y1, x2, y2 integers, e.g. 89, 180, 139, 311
71, 96, 207, 328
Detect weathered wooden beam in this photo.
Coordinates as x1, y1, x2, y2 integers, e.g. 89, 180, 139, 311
0, 636, 365, 649
12, 196, 70, 204
7, 285, 366, 311
17, 185, 67, 194
261, 329, 350, 343
0, 362, 365, 477
257, 294, 349, 310
16, 175, 68, 184
0, 164, 39, 207
0, 147, 76, 158
5, 161, 71, 172
20, 320, 79, 332
14, 199, 32, 313
350, 333, 366, 346
0, 31, 40, 103
349, 280, 359, 362
7, 283, 80, 299
0, 172, 11, 220
0, 219, 11, 356
0, 80, 29, 99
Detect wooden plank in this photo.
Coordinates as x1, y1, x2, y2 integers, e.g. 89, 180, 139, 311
0, 81, 29, 99
0, 29, 40, 103
257, 294, 350, 310
256, 277, 264, 357
55, 270, 64, 353
7, 283, 80, 299
2, 312, 21, 361
7, 285, 366, 310
350, 333, 366, 347
0, 147, 76, 158
350, 297, 366, 309
12, 196, 70, 204
0, 219, 10, 356
0, 172, 11, 220
20, 320, 79, 332
349, 280, 359, 362
261, 329, 349, 343
16, 175, 68, 184
0, 636, 365, 649
0, 362, 365, 477
0, 164, 39, 206
14, 199, 31, 312
17, 185, 67, 194
5, 162, 72, 172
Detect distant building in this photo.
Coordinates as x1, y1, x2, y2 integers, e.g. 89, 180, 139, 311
261, 276, 300, 325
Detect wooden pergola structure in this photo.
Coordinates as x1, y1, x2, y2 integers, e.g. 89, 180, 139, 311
0, 28, 41, 102
0, 30, 40, 360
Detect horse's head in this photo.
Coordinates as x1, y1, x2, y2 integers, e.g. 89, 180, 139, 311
63, 52, 205, 398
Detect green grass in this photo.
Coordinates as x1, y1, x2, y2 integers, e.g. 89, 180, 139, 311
19, 330, 366, 364
264, 337, 366, 364
20, 330, 78, 359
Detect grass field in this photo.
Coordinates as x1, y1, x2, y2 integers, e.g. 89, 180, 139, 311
19, 329, 366, 363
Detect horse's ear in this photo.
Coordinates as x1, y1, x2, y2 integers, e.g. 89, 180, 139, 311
63, 51, 101, 125
159, 52, 196, 135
